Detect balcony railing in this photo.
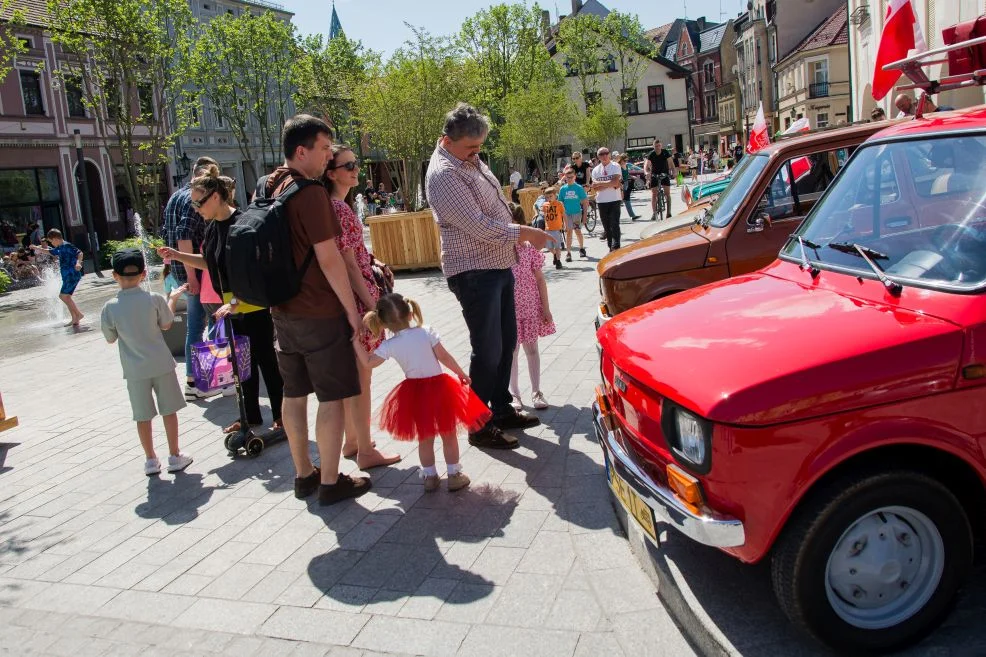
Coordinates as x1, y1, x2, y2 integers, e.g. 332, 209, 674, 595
809, 82, 829, 98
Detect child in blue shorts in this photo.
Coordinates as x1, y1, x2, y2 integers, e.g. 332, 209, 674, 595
30, 229, 84, 326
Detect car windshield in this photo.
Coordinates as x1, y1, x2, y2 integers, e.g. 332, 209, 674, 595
782, 135, 986, 291
708, 154, 769, 227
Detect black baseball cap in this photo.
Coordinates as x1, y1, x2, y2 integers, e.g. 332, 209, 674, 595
112, 248, 146, 276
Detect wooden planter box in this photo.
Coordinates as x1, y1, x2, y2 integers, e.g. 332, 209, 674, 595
367, 210, 441, 271
517, 187, 541, 223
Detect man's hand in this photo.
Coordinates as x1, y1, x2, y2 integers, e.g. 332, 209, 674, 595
157, 246, 178, 260
519, 226, 556, 250
214, 303, 233, 319
347, 310, 361, 339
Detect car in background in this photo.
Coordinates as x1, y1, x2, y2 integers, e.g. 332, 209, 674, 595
594, 106, 986, 653
626, 162, 647, 190
596, 122, 885, 327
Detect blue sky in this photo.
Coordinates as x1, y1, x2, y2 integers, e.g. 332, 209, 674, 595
279, 0, 746, 57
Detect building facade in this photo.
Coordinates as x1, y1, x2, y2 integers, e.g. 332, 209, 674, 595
774, 6, 851, 131
734, 5, 776, 138
716, 25, 742, 151
175, 0, 295, 208
676, 21, 735, 153
847, 0, 986, 121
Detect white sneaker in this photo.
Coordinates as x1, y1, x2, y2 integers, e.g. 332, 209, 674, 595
221, 386, 236, 397
532, 392, 549, 410
144, 458, 161, 476
510, 395, 523, 411
185, 385, 220, 401
167, 454, 194, 473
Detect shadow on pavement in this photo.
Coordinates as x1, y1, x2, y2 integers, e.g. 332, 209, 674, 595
134, 471, 221, 524
307, 480, 520, 609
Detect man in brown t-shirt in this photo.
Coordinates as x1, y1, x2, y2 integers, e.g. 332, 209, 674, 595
266, 114, 370, 506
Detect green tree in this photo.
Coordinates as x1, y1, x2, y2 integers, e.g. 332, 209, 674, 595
293, 32, 373, 148
601, 13, 653, 115
578, 102, 627, 150
0, 4, 30, 83
555, 13, 605, 112
499, 77, 579, 181
190, 10, 296, 186
353, 26, 475, 211
46, 0, 195, 233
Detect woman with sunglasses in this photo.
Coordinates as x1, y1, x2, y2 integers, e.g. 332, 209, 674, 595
158, 164, 284, 436
323, 145, 401, 470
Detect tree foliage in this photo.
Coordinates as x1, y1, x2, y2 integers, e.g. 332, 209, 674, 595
577, 102, 627, 150
499, 76, 578, 181
46, 0, 195, 232
189, 10, 296, 186
293, 31, 373, 148
555, 13, 606, 112
353, 26, 475, 211
0, 3, 30, 84
599, 12, 653, 119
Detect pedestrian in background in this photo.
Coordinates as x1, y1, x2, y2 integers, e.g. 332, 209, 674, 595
590, 147, 623, 252
617, 154, 641, 221
101, 248, 191, 477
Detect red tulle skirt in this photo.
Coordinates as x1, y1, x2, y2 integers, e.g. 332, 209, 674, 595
378, 374, 491, 442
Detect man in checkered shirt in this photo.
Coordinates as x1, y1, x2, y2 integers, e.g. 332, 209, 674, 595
161, 156, 221, 401
426, 103, 555, 450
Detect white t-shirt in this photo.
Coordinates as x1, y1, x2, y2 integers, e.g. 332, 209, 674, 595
374, 326, 443, 379
591, 162, 622, 203
509, 170, 522, 189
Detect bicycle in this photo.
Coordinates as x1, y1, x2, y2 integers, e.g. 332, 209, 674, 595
583, 202, 598, 234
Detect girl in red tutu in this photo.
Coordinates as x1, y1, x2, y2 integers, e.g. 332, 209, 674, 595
354, 293, 490, 492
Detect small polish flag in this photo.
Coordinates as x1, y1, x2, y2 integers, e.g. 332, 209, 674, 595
782, 117, 812, 181
872, 0, 927, 101
747, 102, 770, 154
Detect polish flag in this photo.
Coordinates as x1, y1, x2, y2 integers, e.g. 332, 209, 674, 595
783, 117, 812, 181
872, 0, 927, 101
747, 102, 770, 154
784, 117, 810, 135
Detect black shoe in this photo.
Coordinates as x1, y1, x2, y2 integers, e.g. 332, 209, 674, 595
492, 408, 541, 430
318, 473, 372, 506
565, 253, 572, 263
579, 248, 587, 258
554, 258, 562, 269
294, 467, 320, 499
468, 423, 519, 450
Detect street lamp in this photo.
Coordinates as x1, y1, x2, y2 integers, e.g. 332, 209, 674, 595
73, 129, 103, 278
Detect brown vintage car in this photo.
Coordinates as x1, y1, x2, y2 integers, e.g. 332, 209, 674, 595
596, 122, 889, 326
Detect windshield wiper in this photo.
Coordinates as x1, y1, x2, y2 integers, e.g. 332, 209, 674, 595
827, 241, 902, 295
796, 236, 820, 277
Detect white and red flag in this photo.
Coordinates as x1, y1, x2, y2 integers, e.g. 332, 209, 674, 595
783, 117, 812, 181
872, 0, 927, 100
747, 102, 770, 154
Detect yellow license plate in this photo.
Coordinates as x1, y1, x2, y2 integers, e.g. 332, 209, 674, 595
608, 464, 658, 543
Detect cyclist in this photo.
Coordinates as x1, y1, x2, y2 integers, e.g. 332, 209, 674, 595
644, 138, 675, 221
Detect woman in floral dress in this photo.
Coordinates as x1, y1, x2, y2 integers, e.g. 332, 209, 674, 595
324, 144, 400, 470
507, 204, 556, 411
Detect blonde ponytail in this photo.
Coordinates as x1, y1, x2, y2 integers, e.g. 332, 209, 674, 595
363, 310, 385, 338
406, 298, 424, 327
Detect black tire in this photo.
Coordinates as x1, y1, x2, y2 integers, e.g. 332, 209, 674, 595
633, 178, 645, 191
771, 470, 973, 654
246, 437, 264, 457
585, 209, 597, 233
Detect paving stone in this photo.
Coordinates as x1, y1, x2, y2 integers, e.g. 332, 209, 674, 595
171, 598, 277, 635
397, 577, 459, 620
456, 625, 580, 657
19, 582, 121, 614
544, 587, 604, 631
95, 589, 196, 624
587, 566, 662, 614
484, 572, 565, 628
352, 616, 469, 657
259, 606, 370, 645
610, 609, 699, 656
313, 584, 375, 613
198, 562, 275, 600
516, 530, 576, 575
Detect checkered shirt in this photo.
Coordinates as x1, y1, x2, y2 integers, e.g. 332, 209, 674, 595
425, 141, 520, 277
160, 184, 204, 284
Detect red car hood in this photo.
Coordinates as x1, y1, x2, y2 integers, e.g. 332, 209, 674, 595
597, 272, 963, 426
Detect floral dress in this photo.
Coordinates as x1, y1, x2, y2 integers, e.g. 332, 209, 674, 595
333, 199, 382, 352
511, 242, 556, 345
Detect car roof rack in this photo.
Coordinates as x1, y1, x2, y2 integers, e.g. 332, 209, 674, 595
882, 35, 986, 117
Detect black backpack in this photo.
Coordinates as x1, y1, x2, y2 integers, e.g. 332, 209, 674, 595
225, 174, 319, 307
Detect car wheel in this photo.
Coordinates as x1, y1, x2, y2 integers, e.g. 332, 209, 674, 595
771, 470, 972, 654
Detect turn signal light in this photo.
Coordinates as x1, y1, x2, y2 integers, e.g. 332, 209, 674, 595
595, 386, 610, 414
667, 464, 704, 513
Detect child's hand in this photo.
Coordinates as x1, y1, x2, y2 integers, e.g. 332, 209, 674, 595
169, 283, 188, 300
74, 263, 82, 272
457, 373, 471, 386
542, 308, 553, 324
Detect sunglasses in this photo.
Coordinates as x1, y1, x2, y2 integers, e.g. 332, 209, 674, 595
599, 151, 611, 156
190, 190, 214, 209
329, 161, 359, 172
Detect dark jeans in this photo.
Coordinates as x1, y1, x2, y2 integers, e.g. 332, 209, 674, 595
447, 268, 517, 421
623, 185, 638, 218
232, 310, 283, 426
598, 201, 622, 250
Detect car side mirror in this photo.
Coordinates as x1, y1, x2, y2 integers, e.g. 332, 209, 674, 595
747, 212, 771, 232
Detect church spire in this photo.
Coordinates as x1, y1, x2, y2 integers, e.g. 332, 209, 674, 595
329, 1, 343, 40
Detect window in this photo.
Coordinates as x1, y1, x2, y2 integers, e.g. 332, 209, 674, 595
647, 85, 665, 112
762, 147, 849, 222
816, 112, 829, 128
621, 88, 639, 115
810, 59, 829, 84
703, 61, 715, 85
602, 55, 617, 73
19, 70, 44, 116
138, 85, 155, 119
65, 77, 86, 117
16, 35, 35, 49
687, 98, 694, 121
189, 105, 200, 128
104, 79, 121, 122
0, 168, 64, 245
214, 109, 225, 129
704, 93, 717, 120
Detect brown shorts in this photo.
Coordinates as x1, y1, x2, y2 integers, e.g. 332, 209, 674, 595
272, 314, 359, 402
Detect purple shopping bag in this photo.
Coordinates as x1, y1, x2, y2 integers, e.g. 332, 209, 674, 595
191, 320, 251, 393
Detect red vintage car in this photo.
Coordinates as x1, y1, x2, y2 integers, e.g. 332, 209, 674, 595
595, 106, 986, 653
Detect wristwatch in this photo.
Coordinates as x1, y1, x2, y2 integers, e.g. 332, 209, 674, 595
229, 297, 238, 306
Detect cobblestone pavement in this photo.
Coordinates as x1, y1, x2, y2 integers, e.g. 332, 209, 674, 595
0, 192, 700, 657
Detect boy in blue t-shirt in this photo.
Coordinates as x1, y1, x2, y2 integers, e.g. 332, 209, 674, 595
558, 166, 589, 260
30, 228, 85, 326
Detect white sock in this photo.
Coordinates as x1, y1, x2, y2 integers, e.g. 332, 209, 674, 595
420, 465, 438, 478
447, 463, 461, 476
